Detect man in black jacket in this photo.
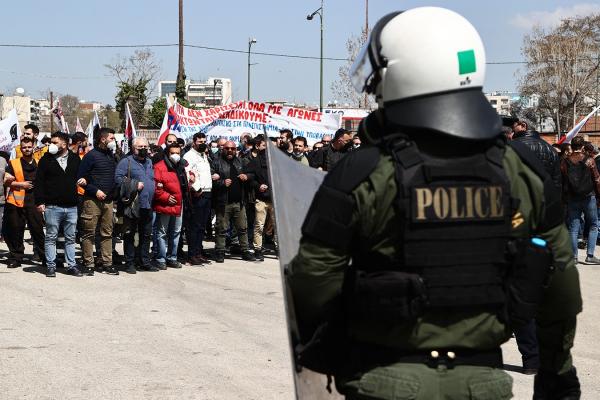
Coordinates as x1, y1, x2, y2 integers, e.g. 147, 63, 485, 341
512, 119, 562, 192
245, 138, 277, 261
510, 118, 563, 375
35, 132, 83, 278
77, 128, 118, 276
211, 140, 255, 263
309, 128, 353, 171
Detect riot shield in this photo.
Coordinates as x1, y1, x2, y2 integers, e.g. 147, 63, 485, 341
266, 142, 343, 399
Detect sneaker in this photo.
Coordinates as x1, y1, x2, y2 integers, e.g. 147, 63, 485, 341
155, 262, 167, 270
125, 264, 137, 274
66, 267, 83, 277
242, 251, 256, 261
254, 249, 264, 262
105, 265, 119, 275
46, 268, 56, 278
215, 252, 225, 263
85, 265, 95, 276
7, 260, 22, 269
166, 261, 183, 269
585, 255, 600, 264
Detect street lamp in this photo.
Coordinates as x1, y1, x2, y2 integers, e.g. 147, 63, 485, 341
307, 0, 324, 112
213, 78, 222, 107
247, 38, 257, 101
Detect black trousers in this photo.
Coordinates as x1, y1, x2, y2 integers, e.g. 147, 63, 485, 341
123, 208, 153, 267
4, 203, 45, 262
514, 319, 540, 369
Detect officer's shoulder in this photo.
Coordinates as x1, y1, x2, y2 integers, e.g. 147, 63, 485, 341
323, 146, 381, 193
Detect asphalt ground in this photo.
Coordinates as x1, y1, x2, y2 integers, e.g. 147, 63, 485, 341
0, 237, 598, 399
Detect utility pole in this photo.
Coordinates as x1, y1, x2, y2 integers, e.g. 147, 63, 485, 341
175, 0, 187, 102
364, 0, 369, 109
50, 91, 54, 133
247, 38, 257, 101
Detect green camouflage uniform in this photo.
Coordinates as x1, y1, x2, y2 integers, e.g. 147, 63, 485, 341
289, 146, 582, 400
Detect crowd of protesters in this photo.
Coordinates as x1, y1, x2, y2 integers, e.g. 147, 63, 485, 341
0, 123, 355, 278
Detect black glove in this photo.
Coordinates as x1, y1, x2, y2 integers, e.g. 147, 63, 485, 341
533, 367, 581, 400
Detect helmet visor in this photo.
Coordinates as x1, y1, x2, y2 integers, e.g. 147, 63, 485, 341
350, 41, 375, 94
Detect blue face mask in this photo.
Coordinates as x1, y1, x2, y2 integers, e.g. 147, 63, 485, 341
210, 147, 219, 154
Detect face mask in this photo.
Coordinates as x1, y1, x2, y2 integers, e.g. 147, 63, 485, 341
293, 151, 303, 157
137, 148, 148, 159
353, 144, 361, 149
210, 147, 219, 154
48, 144, 59, 155
169, 154, 181, 164
107, 141, 117, 151
197, 143, 208, 153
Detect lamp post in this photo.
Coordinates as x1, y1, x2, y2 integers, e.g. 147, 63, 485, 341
247, 38, 257, 101
213, 78, 222, 107
307, 0, 324, 112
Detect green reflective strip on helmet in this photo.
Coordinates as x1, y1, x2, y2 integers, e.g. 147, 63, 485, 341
457, 49, 476, 75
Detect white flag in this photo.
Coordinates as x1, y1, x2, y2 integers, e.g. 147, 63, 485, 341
85, 111, 101, 149
0, 109, 21, 152
559, 104, 600, 144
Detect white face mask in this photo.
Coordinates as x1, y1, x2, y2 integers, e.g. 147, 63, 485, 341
48, 143, 59, 155
210, 147, 219, 154
169, 154, 181, 164
107, 141, 117, 151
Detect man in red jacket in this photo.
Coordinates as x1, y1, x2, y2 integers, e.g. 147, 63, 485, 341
153, 144, 189, 269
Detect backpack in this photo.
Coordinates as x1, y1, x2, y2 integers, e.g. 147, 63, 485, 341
566, 157, 594, 197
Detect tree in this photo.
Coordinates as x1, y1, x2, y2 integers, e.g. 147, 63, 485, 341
330, 29, 376, 109
519, 15, 600, 135
105, 49, 161, 130
60, 94, 80, 115
147, 97, 167, 129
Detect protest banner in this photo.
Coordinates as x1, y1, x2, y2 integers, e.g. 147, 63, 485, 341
157, 100, 341, 146
0, 109, 21, 152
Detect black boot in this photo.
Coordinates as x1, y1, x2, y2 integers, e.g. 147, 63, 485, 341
215, 251, 225, 263
255, 249, 264, 262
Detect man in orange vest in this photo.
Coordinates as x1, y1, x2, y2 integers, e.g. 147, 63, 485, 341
12, 124, 47, 163
4, 137, 45, 268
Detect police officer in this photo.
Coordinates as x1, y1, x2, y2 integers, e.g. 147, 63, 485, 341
288, 7, 582, 399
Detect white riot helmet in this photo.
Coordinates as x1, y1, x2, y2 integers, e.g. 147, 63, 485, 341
351, 7, 501, 140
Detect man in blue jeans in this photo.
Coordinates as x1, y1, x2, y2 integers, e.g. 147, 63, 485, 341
34, 131, 83, 277
561, 135, 600, 264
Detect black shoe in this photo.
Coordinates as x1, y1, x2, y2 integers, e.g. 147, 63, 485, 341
522, 367, 538, 375
215, 252, 225, 263
242, 251, 256, 261
140, 264, 159, 272
155, 262, 167, 270
32, 253, 41, 263
254, 249, 264, 262
125, 264, 137, 274
85, 266, 95, 276
105, 265, 119, 275
46, 268, 56, 278
66, 267, 83, 277
167, 261, 183, 269
7, 260, 22, 269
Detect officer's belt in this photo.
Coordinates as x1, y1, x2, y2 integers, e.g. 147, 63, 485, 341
355, 345, 503, 369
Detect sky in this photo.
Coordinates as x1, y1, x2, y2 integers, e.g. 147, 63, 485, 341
1, 0, 600, 107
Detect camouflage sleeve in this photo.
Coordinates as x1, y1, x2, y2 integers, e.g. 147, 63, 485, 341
288, 238, 350, 336
504, 147, 582, 374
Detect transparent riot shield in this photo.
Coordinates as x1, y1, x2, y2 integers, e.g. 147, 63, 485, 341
266, 142, 343, 399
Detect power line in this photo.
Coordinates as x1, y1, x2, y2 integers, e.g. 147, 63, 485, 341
1, 42, 596, 65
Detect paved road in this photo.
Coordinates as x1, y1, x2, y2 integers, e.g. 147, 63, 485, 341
0, 240, 598, 399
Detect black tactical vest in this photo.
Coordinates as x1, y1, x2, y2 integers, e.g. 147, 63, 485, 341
387, 138, 513, 310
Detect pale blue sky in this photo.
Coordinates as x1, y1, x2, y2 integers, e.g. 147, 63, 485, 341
1, 0, 599, 106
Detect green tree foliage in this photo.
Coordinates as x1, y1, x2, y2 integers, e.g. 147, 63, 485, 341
105, 49, 161, 130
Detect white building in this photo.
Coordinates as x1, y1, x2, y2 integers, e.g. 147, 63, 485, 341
158, 78, 232, 108
485, 91, 512, 116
